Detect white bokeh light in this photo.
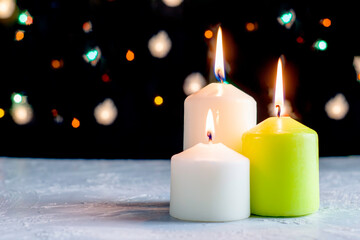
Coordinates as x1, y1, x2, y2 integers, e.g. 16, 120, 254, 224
10, 104, 33, 125
325, 93, 349, 120
162, 0, 183, 7
183, 72, 206, 95
94, 98, 118, 126
0, 0, 16, 19
148, 30, 172, 58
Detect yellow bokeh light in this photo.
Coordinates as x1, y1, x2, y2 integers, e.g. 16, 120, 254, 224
0, 108, 5, 118
204, 30, 213, 39
154, 96, 163, 106
72, 117, 80, 128
126, 50, 135, 61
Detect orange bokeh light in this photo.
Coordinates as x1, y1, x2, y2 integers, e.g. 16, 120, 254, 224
126, 50, 135, 61
51, 59, 63, 69
15, 30, 25, 41
72, 118, 80, 128
245, 22, 256, 32
321, 18, 331, 27
204, 30, 213, 39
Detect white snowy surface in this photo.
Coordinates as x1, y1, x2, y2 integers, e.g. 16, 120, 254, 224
0, 157, 359, 240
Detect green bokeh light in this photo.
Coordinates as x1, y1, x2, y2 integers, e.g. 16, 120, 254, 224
280, 12, 293, 24
86, 50, 98, 61
314, 40, 328, 51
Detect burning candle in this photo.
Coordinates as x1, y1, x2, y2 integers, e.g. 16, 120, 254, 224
242, 58, 319, 217
183, 26, 256, 153
170, 109, 250, 222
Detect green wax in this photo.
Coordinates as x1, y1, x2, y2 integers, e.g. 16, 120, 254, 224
242, 117, 319, 217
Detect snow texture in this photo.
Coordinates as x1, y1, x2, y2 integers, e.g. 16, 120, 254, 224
0, 157, 359, 239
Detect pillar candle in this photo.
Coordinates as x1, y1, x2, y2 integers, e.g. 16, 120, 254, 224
183, 27, 256, 153
242, 58, 319, 216
171, 109, 250, 222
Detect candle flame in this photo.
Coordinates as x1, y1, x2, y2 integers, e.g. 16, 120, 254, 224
214, 26, 225, 83
274, 57, 284, 117
205, 109, 215, 142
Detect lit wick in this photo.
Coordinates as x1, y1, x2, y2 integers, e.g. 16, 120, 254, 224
217, 69, 224, 84
207, 131, 213, 142
276, 105, 281, 118
206, 109, 215, 143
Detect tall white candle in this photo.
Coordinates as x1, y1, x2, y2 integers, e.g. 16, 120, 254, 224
170, 110, 250, 222
183, 27, 256, 153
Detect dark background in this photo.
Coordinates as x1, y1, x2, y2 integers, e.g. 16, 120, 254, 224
0, 0, 359, 159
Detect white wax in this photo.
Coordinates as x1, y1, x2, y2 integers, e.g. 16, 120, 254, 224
184, 83, 257, 153
170, 142, 250, 222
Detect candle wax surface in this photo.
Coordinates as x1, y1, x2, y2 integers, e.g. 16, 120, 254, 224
184, 83, 256, 153
242, 117, 319, 217
170, 142, 250, 222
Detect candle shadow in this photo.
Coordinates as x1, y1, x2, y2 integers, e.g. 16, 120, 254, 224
96, 201, 174, 223
37, 200, 179, 223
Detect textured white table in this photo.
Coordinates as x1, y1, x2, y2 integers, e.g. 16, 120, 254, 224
0, 157, 359, 240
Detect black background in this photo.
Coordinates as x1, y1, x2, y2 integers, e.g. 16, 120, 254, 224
0, 0, 359, 159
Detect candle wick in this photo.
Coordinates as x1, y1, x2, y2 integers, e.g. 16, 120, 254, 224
207, 131, 213, 142
276, 105, 281, 118
217, 69, 224, 84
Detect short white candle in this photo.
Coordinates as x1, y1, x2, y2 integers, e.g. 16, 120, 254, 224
183, 27, 256, 153
170, 110, 250, 222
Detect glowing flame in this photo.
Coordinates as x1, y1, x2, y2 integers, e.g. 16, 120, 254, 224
214, 26, 225, 82
205, 109, 215, 142
274, 57, 284, 117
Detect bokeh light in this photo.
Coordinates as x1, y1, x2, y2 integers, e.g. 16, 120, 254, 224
245, 22, 258, 32
353, 56, 360, 81
277, 9, 296, 29
162, 0, 183, 7
126, 50, 135, 61
51, 59, 64, 69
0, 0, 16, 19
314, 40, 328, 51
18, 11, 33, 25
72, 118, 80, 128
321, 18, 331, 27
83, 46, 101, 66
154, 95, 164, 106
204, 30, 213, 39
82, 21, 92, 33
296, 36, 304, 44
0, 108, 5, 118
94, 98, 118, 126
12, 93, 23, 104
325, 93, 349, 120
15, 30, 25, 41
148, 30, 172, 58
183, 72, 206, 95
101, 73, 111, 83
10, 104, 33, 125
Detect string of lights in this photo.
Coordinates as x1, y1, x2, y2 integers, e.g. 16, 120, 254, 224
0, 1, 359, 158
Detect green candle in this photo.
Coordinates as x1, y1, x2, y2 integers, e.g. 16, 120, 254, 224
242, 58, 319, 217
242, 117, 319, 216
